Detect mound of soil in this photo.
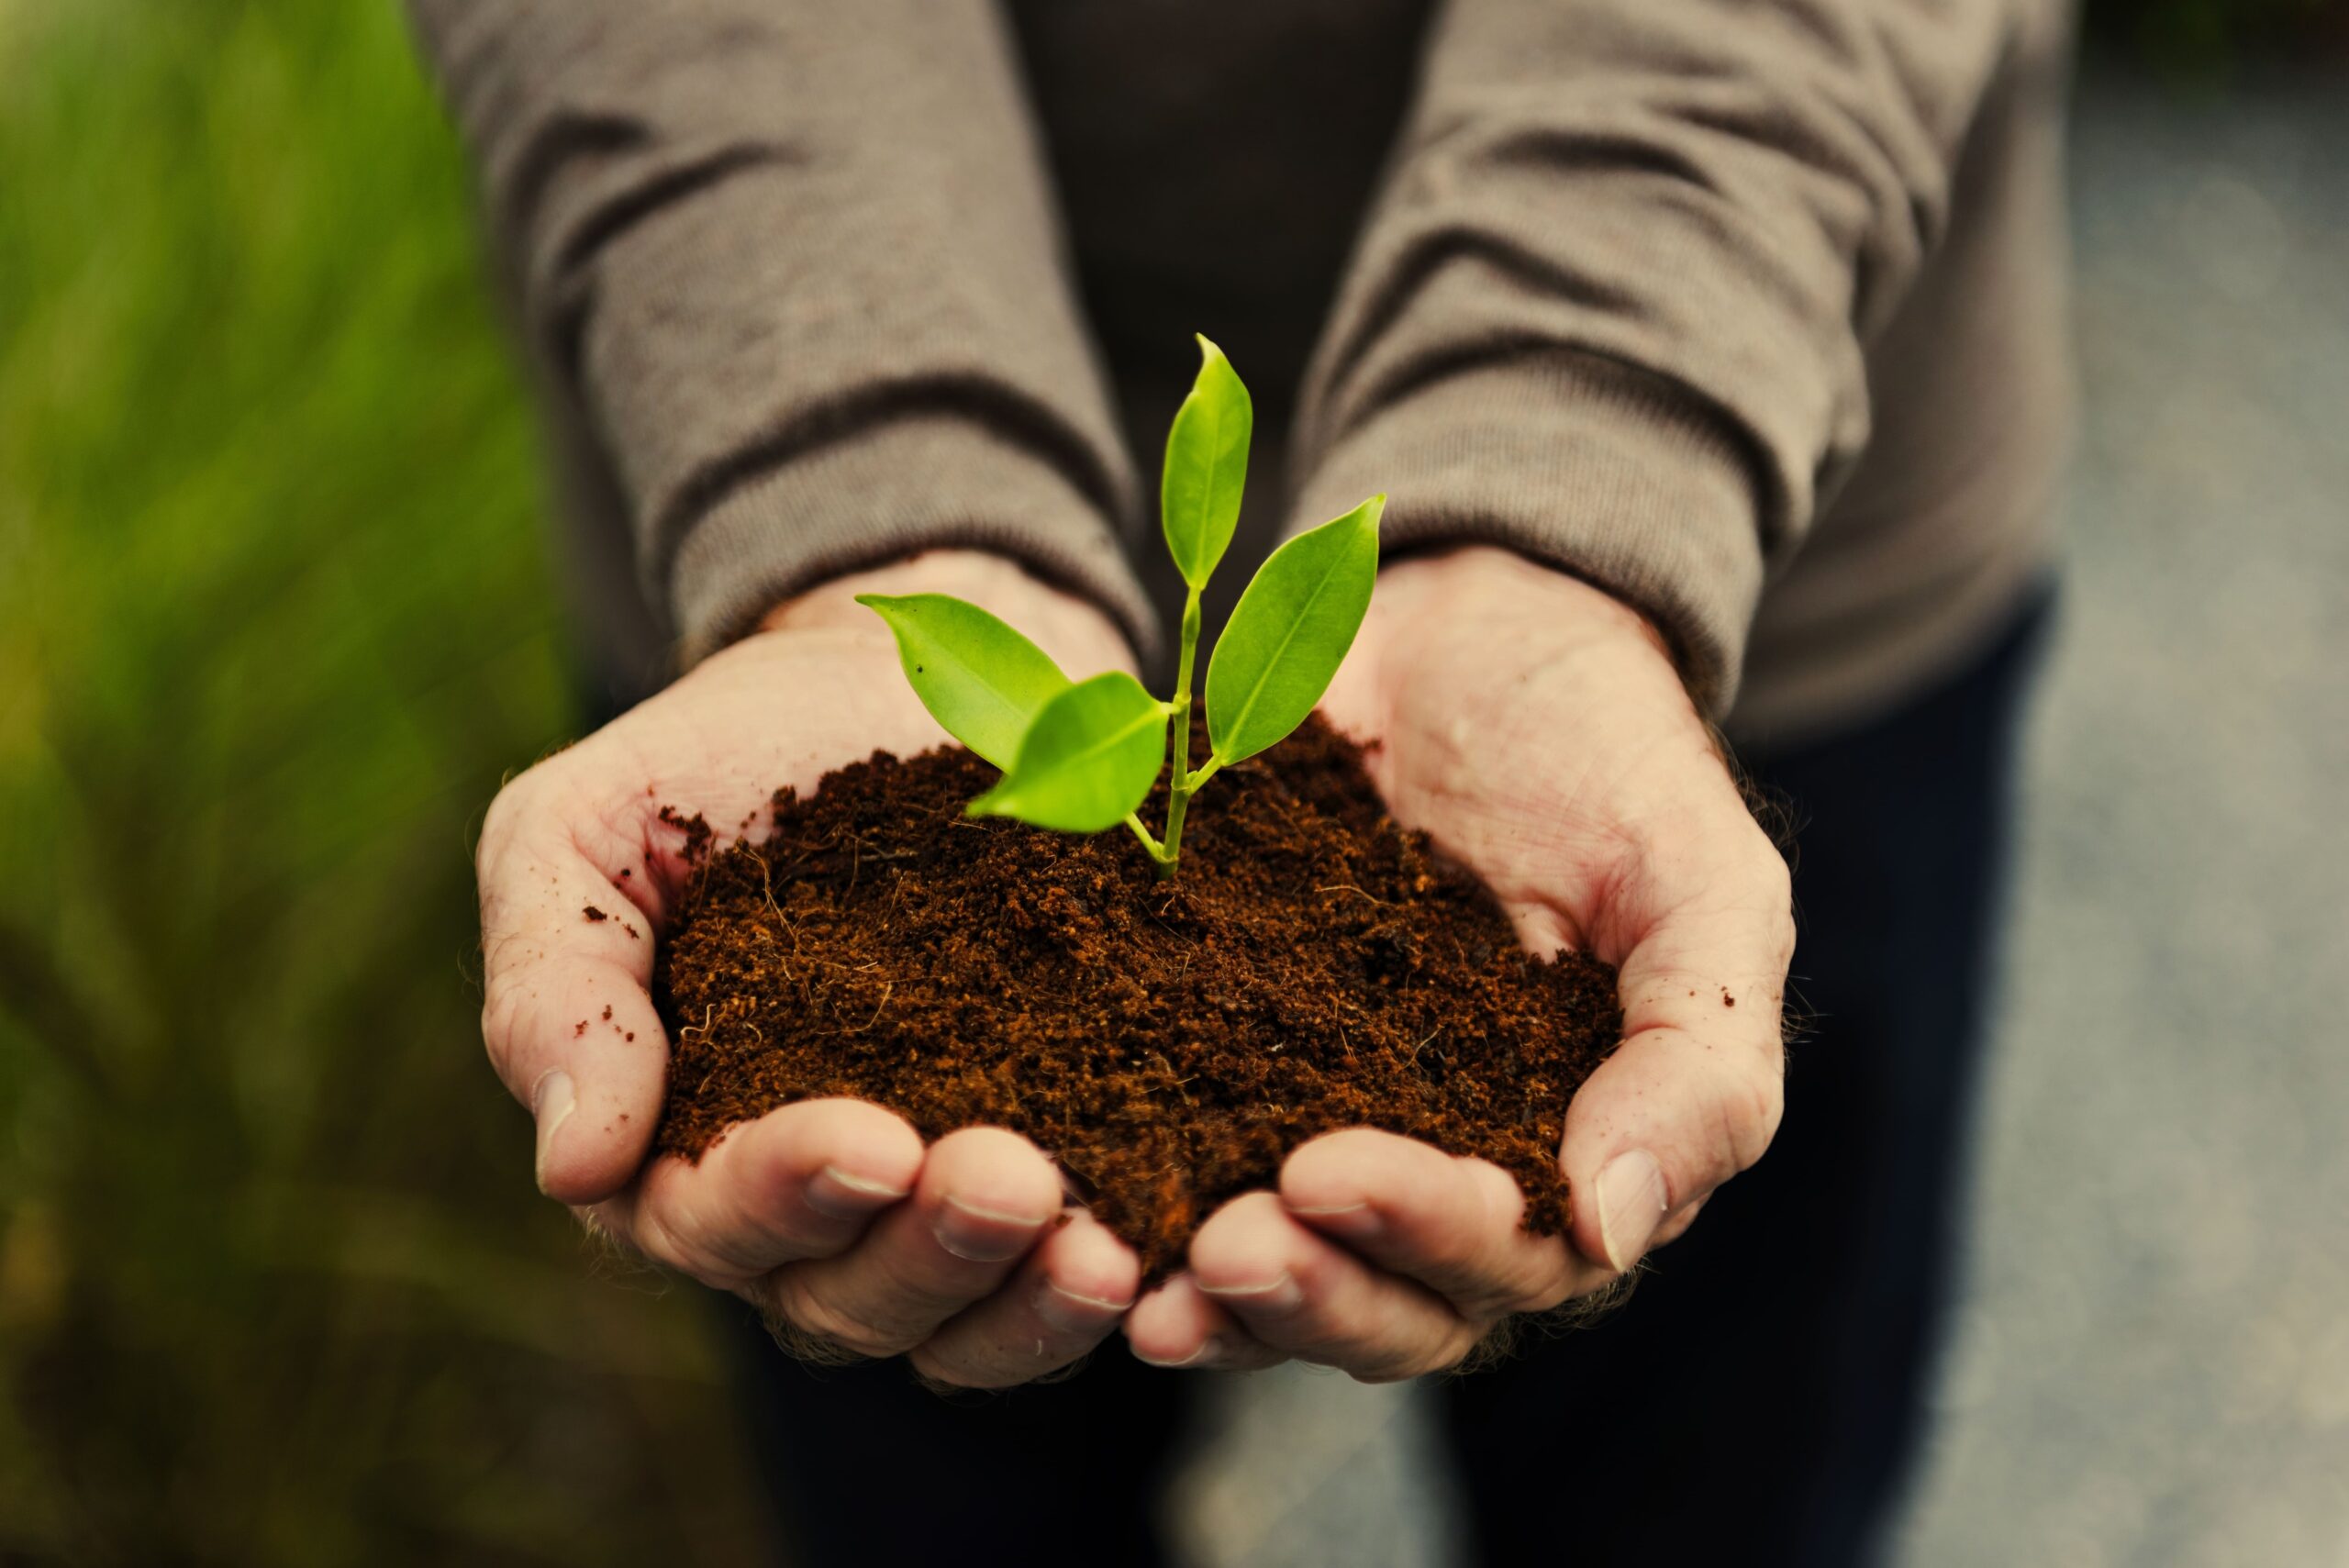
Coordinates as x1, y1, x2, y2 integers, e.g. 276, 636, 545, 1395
653, 717, 1620, 1282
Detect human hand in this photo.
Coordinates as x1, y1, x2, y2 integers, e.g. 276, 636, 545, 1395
475, 551, 1147, 1387
1124, 545, 1793, 1379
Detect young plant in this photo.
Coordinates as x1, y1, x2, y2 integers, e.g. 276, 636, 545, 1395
858, 336, 1382, 877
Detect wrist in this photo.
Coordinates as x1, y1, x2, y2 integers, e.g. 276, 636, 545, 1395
756, 550, 1138, 677
1375, 545, 1672, 662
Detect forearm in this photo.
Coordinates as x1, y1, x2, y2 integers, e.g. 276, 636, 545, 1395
1290, 0, 2043, 715
406, 0, 1156, 662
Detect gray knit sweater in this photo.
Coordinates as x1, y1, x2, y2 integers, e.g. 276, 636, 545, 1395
408, 0, 2075, 742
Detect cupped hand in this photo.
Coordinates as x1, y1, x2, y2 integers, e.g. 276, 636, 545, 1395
475, 550, 1145, 1387
1125, 545, 1794, 1380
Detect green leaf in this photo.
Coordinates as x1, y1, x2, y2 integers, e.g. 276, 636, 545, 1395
968, 671, 1171, 833
1160, 334, 1253, 589
854, 593, 1070, 770
1205, 495, 1384, 765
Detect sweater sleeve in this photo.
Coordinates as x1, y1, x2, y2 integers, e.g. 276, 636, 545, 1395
404, 0, 1157, 662
1286, 0, 2032, 715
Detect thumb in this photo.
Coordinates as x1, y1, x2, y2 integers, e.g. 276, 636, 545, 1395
475, 765, 671, 1205
1560, 821, 1794, 1273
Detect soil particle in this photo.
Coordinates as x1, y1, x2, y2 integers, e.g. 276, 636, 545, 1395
583, 906, 608, 922
654, 717, 1621, 1282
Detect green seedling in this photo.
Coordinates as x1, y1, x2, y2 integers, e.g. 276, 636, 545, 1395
859, 336, 1383, 877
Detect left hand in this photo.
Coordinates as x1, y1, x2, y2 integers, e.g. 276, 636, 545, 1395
473, 550, 1147, 1390
1124, 546, 1795, 1380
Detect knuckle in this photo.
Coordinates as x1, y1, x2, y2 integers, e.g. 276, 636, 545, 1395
478, 973, 533, 1071
1497, 1262, 1575, 1319
1458, 1162, 1525, 1261
1419, 1211, 1490, 1284
1715, 1055, 1785, 1174
627, 1202, 708, 1281
478, 984, 512, 1059
1282, 1302, 1397, 1376
632, 1199, 764, 1292
1280, 1251, 1357, 1328
1348, 1326, 1473, 1385
476, 939, 562, 1076
1351, 1346, 1435, 1385
1433, 1170, 1546, 1317
1412, 1326, 1489, 1381
774, 1285, 915, 1361
1284, 1310, 1356, 1367
906, 1343, 984, 1388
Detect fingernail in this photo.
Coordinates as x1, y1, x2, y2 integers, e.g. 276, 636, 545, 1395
806, 1163, 911, 1220
1595, 1149, 1669, 1272
1036, 1280, 1133, 1333
1287, 1200, 1381, 1240
530, 1070, 575, 1194
1197, 1272, 1303, 1314
933, 1195, 1051, 1262
1135, 1337, 1220, 1370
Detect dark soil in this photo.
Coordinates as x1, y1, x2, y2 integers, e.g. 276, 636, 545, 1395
652, 717, 1620, 1282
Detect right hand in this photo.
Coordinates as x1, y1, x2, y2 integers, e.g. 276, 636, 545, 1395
474, 550, 1145, 1387
1124, 548, 1793, 1380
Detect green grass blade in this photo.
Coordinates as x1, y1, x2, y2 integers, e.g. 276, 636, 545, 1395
1206, 495, 1384, 764
855, 593, 1071, 769
1160, 335, 1253, 589
969, 672, 1170, 833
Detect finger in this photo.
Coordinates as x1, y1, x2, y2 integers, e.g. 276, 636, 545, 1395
603, 1099, 924, 1286
1279, 1130, 1610, 1319
1188, 1193, 1481, 1382
761, 1127, 1063, 1360
1123, 1273, 1287, 1373
476, 771, 669, 1204
909, 1211, 1141, 1388
1564, 813, 1793, 1273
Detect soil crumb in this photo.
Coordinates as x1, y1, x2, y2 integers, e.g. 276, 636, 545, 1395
655, 717, 1620, 1281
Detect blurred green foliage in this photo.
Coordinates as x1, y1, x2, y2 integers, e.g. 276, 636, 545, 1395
0, 2, 764, 1562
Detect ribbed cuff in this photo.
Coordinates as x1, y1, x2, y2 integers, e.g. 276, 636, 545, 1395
663, 415, 1162, 667
1287, 351, 1765, 717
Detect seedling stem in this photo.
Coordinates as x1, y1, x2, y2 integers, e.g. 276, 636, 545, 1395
1157, 587, 1205, 876
858, 336, 1381, 878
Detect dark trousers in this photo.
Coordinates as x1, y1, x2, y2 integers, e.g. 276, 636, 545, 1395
719, 595, 2051, 1568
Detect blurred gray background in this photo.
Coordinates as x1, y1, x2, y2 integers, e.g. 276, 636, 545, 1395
1172, 64, 2349, 1568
